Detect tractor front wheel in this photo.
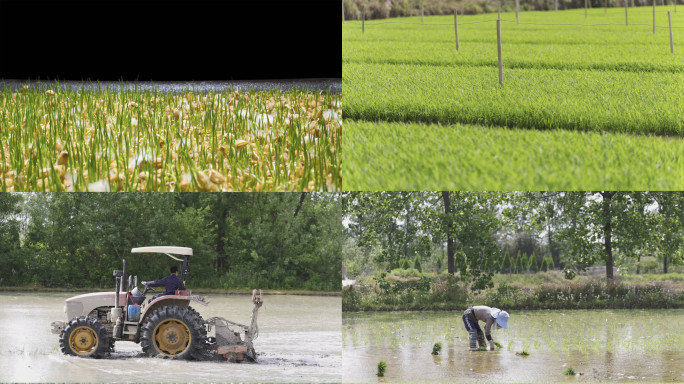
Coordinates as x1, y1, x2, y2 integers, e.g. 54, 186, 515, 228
59, 316, 110, 358
140, 305, 207, 359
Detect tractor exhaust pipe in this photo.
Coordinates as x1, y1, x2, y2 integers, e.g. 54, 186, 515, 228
111, 262, 125, 340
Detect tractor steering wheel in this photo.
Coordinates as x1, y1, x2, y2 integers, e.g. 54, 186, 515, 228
143, 284, 156, 295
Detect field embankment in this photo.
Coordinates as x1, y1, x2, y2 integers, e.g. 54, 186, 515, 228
343, 271, 684, 311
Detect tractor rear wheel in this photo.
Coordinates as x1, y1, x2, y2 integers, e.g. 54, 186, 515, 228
59, 316, 110, 358
140, 305, 207, 359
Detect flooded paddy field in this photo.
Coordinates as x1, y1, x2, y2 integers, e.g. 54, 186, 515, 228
343, 309, 684, 382
0, 292, 341, 382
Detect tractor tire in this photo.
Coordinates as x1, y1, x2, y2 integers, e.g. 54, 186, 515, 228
140, 305, 208, 360
59, 316, 110, 358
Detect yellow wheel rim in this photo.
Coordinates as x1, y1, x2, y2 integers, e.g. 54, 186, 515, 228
69, 326, 98, 355
153, 319, 191, 357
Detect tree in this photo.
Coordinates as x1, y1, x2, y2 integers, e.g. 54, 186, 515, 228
528, 252, 538, 272
651, 192, 684, 274
346, 192, 505, 290
530, 192, 656, 280
500, 249, 512, 273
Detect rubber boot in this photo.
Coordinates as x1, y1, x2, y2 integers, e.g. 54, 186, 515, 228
477, 332, 486, 348
469, 331, 478, 350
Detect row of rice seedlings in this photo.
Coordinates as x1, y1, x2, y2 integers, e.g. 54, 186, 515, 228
344, 117, 683, 191
344, 6, 683, 45
344, 40, 682, 73
344, 63, 683, 136
0, 86, 341, 192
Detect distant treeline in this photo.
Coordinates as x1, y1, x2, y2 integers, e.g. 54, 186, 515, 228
344, 0, 671, 19
0, 193, 342, 291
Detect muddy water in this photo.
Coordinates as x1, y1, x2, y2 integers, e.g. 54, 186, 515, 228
343, 309, 684, 382
0, 292, 341, 382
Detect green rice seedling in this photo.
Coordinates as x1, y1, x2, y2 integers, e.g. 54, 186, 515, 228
476, 346, 488, 351
343, 7, 684, 190
0, 85, 342, 192
377, 360, 387, 377
344, 121, 684, 190
344, 63, 683, 136
432, 342, 442, 355
564, 367, 576, 375
516, 350, 530, 356
493, 341, 503, 349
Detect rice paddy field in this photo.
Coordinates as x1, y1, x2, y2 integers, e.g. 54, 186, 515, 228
0, 86, 341, 192
343, 6, 684, 190
343, 309, 684, 382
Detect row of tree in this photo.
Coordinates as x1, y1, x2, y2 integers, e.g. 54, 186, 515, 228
344, 192, 684, 288
0, 193, 342, 291
344, 0, 669, 20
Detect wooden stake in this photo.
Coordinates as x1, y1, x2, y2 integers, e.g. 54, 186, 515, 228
454, 10, 460, 50
585, 0, 588, 18
654, 0, 657, 34
555, 0, 558, 11
669, 10, 674, 52
498, 1, 501, 20
362, 10, 365, 33
497, 19, 503, 86
625, 0, 629, 24
605, 0, 608, 13
421, 0, 424, 24
516, 0, 520, 23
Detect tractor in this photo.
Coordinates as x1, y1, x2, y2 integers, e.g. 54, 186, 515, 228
50, 246, 263, 362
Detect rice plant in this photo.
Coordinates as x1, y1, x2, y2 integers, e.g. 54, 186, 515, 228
343, 6, 684, 190
0, 85, 342, 192
345, 120, 684, 190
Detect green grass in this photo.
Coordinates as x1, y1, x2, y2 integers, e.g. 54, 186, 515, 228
343, 6, 684, 190
0, 85, 341, 192
344, 120, 684, 190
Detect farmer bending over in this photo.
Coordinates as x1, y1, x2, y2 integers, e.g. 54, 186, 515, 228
462, 305, 509, 351
142, 265, 182, 300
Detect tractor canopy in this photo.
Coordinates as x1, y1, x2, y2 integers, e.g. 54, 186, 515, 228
131, 246, 193, 259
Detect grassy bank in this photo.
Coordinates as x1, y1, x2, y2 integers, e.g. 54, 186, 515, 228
343, 271, 684, 311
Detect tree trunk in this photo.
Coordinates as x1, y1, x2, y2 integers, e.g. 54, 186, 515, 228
404, 200, 411, 261
441, 191, 455, 275
601, 191, 616, 280
293, 192, 307, 218
214, 194, 230, 274
664, 210, 670, 274
636, 253, 641, 274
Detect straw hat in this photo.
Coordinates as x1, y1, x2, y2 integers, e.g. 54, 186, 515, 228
491, 308, 510, 329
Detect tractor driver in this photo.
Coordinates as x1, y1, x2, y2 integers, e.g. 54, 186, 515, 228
142, 265, 182, 300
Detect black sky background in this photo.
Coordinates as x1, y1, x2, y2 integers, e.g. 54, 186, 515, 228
0, 0, 341, 81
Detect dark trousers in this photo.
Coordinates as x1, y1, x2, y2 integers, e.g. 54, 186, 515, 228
462, 307, 486, 347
